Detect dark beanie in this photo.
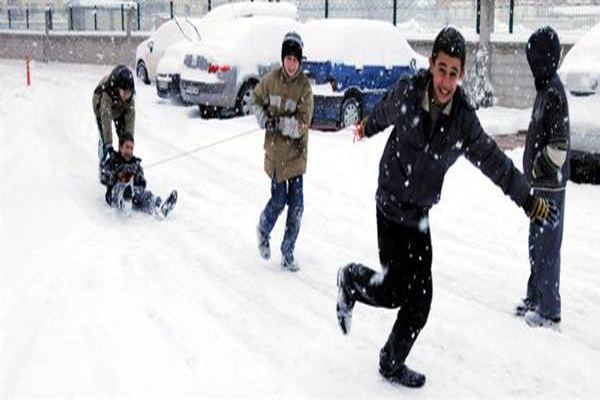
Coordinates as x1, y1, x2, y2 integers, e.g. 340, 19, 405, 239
281, 31, 303, 63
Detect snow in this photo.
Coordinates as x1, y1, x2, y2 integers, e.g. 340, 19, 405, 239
202, 1, 298, 23
179, 16, 301, 85
303, 19, 428, 69
1, 59, 600, 399
558, 22, 600, 94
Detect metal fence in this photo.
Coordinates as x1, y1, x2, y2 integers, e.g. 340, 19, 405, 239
1, 0, 599, 35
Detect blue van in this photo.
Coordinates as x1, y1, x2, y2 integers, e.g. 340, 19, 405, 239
301, 19, 427, 130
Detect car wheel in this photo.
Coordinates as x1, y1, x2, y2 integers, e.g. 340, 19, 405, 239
340, 97, 362, 128
199, 104, 221, 119
136, 61, 150, 85
235, 81, 257, 117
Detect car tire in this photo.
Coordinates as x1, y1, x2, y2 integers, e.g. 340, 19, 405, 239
199, 104, 221, 119
570, 156, 600, 184
340, 97, 362, 128
137, 61, 150, 85
235, 81, 258, 117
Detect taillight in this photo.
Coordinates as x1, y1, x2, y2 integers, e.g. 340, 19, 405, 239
208, 63, 231, 73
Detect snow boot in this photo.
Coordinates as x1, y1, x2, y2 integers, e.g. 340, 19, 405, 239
515, 298, 536, 317
525, 310, 561, 331
160, 190, 178, 218
256, 226, 271, 260
281, 253, 299, 272
336, 264, 355, 335
379, 363, 426, 388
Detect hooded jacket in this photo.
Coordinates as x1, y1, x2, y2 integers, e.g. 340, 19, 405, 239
523, 26, 570, 190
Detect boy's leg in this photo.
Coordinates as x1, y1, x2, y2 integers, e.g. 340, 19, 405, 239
108, 182, 128, 209
530, 189, 565, 320
281, 176, 304, 261
133, 187, 159, 214
258, 176, 287, 238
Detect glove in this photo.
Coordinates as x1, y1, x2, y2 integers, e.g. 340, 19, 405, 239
524, 196, 559, 228
353, 117, 368, 142
265, 116, 280, 133
105, 145, 116, 159
280, 117, 301, 139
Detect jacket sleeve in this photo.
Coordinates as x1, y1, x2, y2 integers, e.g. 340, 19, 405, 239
124, 97, 135, 137
532, 90, 569, 179
252, 78, 269, 129
364, 81, 406, 138
296, 80, 314, 137
134, 161, 146, 189
99, 92, 114, 146
462, 110, 531, 209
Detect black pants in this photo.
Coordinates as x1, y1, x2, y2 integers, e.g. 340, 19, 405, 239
346, 208, 432, 370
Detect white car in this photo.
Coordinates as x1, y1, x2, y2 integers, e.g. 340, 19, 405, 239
179, 16, 302, 118
558, 22, 600, 96
135, 17, 203, 84
149, 1, 299, 98
558, 22, 600, 184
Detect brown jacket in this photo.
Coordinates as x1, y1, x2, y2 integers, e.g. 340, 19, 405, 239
253, 67, 314, 182
92, 73, 135, 147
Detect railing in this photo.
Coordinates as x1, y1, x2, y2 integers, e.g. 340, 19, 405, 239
0, 0, 599, 35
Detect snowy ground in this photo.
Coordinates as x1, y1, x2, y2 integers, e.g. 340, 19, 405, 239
1, 59, 599, 399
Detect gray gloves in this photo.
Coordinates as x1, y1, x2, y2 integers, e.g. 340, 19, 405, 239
280, 116, 301, 139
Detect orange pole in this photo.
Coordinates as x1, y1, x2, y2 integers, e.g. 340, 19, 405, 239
26, 56, 31, 86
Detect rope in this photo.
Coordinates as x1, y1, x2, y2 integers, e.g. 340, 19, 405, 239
145, 126, 261, 170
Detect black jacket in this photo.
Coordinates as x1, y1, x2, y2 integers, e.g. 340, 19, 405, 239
104, 152, 146, 203
365, 69, 531, 226
523, 27, 570, 190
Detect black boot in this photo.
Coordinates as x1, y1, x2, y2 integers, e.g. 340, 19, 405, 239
379, 363, 426, 388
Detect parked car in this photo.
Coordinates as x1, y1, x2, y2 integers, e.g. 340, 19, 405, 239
179, 16, 302, 118
558, 22, 600, 184
301, 19, 428, 129
135, 17, 203, 84
558, 21, 600, 96
153, 1, 298, 100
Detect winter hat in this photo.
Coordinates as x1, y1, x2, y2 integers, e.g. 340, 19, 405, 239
281, 31, 303, 63
112, 64, 135, 92
526, 26, 561, 88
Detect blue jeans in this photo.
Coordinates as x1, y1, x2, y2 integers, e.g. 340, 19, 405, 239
258, 175, 304, 258
526, 189, 565, 319
108, 182, 158, 214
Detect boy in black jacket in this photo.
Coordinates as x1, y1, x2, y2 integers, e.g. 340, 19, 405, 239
105, 134, 177, 217
335, 27, 559, 388
516, 26, 569, 329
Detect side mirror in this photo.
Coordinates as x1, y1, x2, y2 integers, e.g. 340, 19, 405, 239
148, 40, 154, 53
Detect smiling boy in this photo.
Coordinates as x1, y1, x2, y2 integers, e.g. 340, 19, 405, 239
335, 27, 559, 388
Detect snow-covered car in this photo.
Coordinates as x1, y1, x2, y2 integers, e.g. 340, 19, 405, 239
558, 22, 600, 96
301, 19, 428, 129
558, 23, 600, 184
179, 16, 302, 118
135, 17, 203, 84
152, 1, 298, 99
566, 93, 600, 184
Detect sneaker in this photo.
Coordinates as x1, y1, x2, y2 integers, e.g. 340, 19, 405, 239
515, 298, 536, 317
379, 363, 426, 388
160, 190, 178, 217
524, 310, 561, 330
256, 226, 270, 260
281, 254, 299, 272
336, 265, 355, 335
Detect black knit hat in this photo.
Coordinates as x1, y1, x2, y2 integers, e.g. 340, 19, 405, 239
112, 64, 135, 91
281, 31, 303, 64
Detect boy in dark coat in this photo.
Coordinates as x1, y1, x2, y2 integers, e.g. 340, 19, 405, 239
335, 27, 559, 388
516, 26, 570, 329
104, 134, 177, 217
93, 65, 136, 184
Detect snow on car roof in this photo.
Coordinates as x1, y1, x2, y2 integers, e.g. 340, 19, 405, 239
203, 1, 298, 22
302, 19, 424, 68
559, 21, 600, 74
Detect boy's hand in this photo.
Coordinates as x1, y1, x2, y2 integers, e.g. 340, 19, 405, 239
353, 118, 368, 143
